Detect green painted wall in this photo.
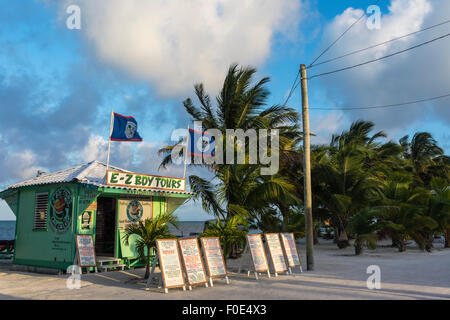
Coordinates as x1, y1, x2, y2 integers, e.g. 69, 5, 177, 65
116, 196, 166, 259
13, 183, 79, 270
4, 182, 189, 271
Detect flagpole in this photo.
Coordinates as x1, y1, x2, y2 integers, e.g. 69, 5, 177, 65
106, 110, 114, 173
183, 124, 189, 179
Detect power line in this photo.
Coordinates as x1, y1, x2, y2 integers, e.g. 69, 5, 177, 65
308, 19, 450, 69
282, 71, 300, 107
308, 0, 382, 68
307, 33, 450, 80
309, 93, 450, 110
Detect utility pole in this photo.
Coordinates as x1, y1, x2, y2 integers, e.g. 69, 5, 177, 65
300, 64, 314, 270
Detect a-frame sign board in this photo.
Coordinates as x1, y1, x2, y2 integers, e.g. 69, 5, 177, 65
280, 233, 303, 274
200, 237, 230, 286
265, 233, 289, 277
178, 238, 209, 290
146, 239, 186, 294
238, 234, 271, 280
72, 234, 98, 274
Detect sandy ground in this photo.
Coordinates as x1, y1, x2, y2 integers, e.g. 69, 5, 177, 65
0, 239, 449, 300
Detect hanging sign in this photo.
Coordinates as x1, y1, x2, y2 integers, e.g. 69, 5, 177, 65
75, 234, 97, 267
118, 199, 152, 229
247, 234, 269, 272
200, 237, 227, 278
156, 239, 185, 289
280, 233, 301, 267
107, 170, 185, 192
265, 233, 287, 273
178, 238, 208, 286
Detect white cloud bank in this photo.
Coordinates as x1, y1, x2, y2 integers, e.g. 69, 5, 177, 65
67, 0, 302, 96
315, 0, 450, 136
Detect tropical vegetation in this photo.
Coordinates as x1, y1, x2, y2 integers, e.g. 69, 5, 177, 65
122, 213, 178, 279
159, 64, 450, 256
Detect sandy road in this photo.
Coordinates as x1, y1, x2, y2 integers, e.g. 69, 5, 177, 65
0, 239, 449, 300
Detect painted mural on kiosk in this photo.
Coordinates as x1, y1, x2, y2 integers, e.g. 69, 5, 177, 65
118, 199, 152, 229
49, 187, 72, 234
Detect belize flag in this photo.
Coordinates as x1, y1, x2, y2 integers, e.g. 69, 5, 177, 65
110, 113, 143, 142
188, 128, 215, 157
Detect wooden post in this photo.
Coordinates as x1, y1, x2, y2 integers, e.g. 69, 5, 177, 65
300, 64, 314, 271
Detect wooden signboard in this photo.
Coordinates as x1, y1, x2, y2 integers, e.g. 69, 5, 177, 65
247, 234, 269, 272
178, 238, 208, 288
156, 239, 185, 289
280, 233, 302, 269
75, 234, 97, 267
201, 237, 227, 278
265, 233, 288, 275
107, 170, 185, 192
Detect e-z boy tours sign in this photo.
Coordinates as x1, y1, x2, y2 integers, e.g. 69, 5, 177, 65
107, 171, 185, 192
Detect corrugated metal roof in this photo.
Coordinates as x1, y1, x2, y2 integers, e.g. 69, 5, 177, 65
6, 160, 193, 195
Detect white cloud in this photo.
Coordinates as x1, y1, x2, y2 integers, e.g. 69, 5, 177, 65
315, 0, 450, 134
0, 147, 40, 184
77, 135, 108, 163
310, 111, 348, 145
64, 0, 303, 96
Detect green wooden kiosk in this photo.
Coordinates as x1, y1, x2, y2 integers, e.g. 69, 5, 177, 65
0, 160, 192, 272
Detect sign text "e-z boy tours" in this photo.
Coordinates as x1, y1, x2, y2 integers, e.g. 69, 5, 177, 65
106, 171, 185, 192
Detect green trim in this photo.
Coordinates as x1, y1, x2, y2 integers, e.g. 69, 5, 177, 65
13, 190, 20, 262
99, 187, 192, 199
0, 189, 17, 199
115, 197, 120, 258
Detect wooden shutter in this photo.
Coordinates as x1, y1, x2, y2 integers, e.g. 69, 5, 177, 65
34, 192, 48, 230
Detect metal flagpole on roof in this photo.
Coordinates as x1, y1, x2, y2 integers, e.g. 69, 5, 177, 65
183, 124, 189, 180
106, 110, 114, 174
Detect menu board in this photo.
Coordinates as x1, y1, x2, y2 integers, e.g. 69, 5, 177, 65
247, 234, 269, 272
280, 233, 301, 267
178, 238, 207, 286
156, 239, 185, 288
200, 237, 227, 278
265, 233, 287, 272
75, 234, 97, 267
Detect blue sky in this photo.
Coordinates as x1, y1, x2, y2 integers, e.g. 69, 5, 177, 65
1, 0, 449, 220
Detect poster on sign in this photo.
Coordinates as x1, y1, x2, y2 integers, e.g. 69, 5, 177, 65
265, 233, 288, 273
280, 233, 301, 267
156, 239, 185, 289
200, 237, 227, 278
178, 238, 208, 286
75, 234, 97, 267
247, 234, 269, 272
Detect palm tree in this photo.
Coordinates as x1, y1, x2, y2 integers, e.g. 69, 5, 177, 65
311, 120, 387, 248
375, 173, 438, 252
349, 209, 378, 255
201, 216, 247, 260
122, 213, 179, 279
427, 177, 450, 247
159, 64, 300, 221
400, 132, 450, 186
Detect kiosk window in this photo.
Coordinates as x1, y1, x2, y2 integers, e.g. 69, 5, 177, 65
34, 192, 48, 230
